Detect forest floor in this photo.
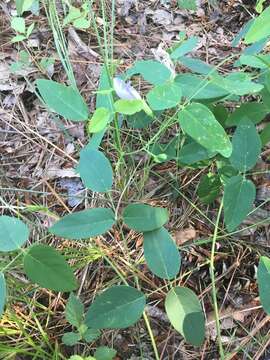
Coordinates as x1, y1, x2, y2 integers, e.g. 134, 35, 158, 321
1, 0, 270, 359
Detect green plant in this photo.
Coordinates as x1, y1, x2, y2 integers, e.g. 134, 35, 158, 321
62, 293, 100, 346
2, 3, 270, 359
63, 1, 91, 29
11, 16, 34, 43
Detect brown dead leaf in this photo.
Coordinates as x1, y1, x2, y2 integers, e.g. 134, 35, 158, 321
174, 227, 196, 245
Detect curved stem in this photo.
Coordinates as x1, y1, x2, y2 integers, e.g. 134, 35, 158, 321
210, 199, 225, 359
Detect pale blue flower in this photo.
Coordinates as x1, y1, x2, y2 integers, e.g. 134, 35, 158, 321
113, 77, 141, 100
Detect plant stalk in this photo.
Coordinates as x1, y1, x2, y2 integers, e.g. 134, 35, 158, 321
210, 199, 225, 359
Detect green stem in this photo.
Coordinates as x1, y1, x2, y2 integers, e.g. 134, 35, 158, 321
143, 312, 160, 360
210, 199, 225, 359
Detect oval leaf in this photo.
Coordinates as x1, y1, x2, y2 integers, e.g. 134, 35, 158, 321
88, 108, 110, 133
147, 82, 182, 110
65, 293, 84, 327
230, 120, 261, 172
23, 244, 77, 292
224, 175, 256, 232
165, 286, 205, 346
49, 208, 115, 240
143, 227, 181, 279
179, 103, 232, 157
178, 141, 216, 165
85, 285, 145, 329
94, 346, 117, 360
126, 60, 172, 86
245, 6, 270, 44
36, 79, 89, 121
0, 273, 6, 317
114, 99, 144, 115
123, 203, 168, 232
258, 256, 270, 314
78, 147, 113, 192
170, 36, 199, 59
0, 215, 29, 252
226, 102, 268, 126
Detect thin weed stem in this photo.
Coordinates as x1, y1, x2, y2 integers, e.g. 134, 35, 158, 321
210, 199, 225, 359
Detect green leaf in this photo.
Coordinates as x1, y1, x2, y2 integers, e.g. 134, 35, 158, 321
127, 110, 154, 129
143, 227, 181, 279
165, 287, 205, 346
245, 6, 270, 44
179, 103, 232, 157
170, 37, 199, 59
88, 108, 110, 133
73, 18, 90, 29
177, 0, 197, 10
256, 0, 267, 13
213, 72, 263, 96
260, 123, 270, 146
16, 0, 35, 15
178, 56, 213, 75
175, 74, 229, 101
26, 22, 35, 38
232, 19, 254, 47
65, 293, 84, 327
216, 160, 238, 184
49, 208, 115, 240
114, 99, 144, 115
0, 216, 29, 252
78, 148, 113, 192
238, 54, 270, 69
197, 173, 222, 204
230, 120, 261, 172
62, 332, 81, 346
23, 244, 78, 292
212, 104, 228, 127
149, 137, 177, 163
123, 203, 168, 232
0, 273, 6, 317
258, 256, 270, 314
85, 285, 145, 329
147, 82, 182, 110
94, 346, 116, 360
126, 60, 172, 86
89, 66, 114, 149
83, 328, 101, 342
226, 102, 268, 126
11, 17, 25, 33
223, 175, 256, 232
178, 141, 216, 165
11, 34, 26, 43
36, 79, 89, 121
